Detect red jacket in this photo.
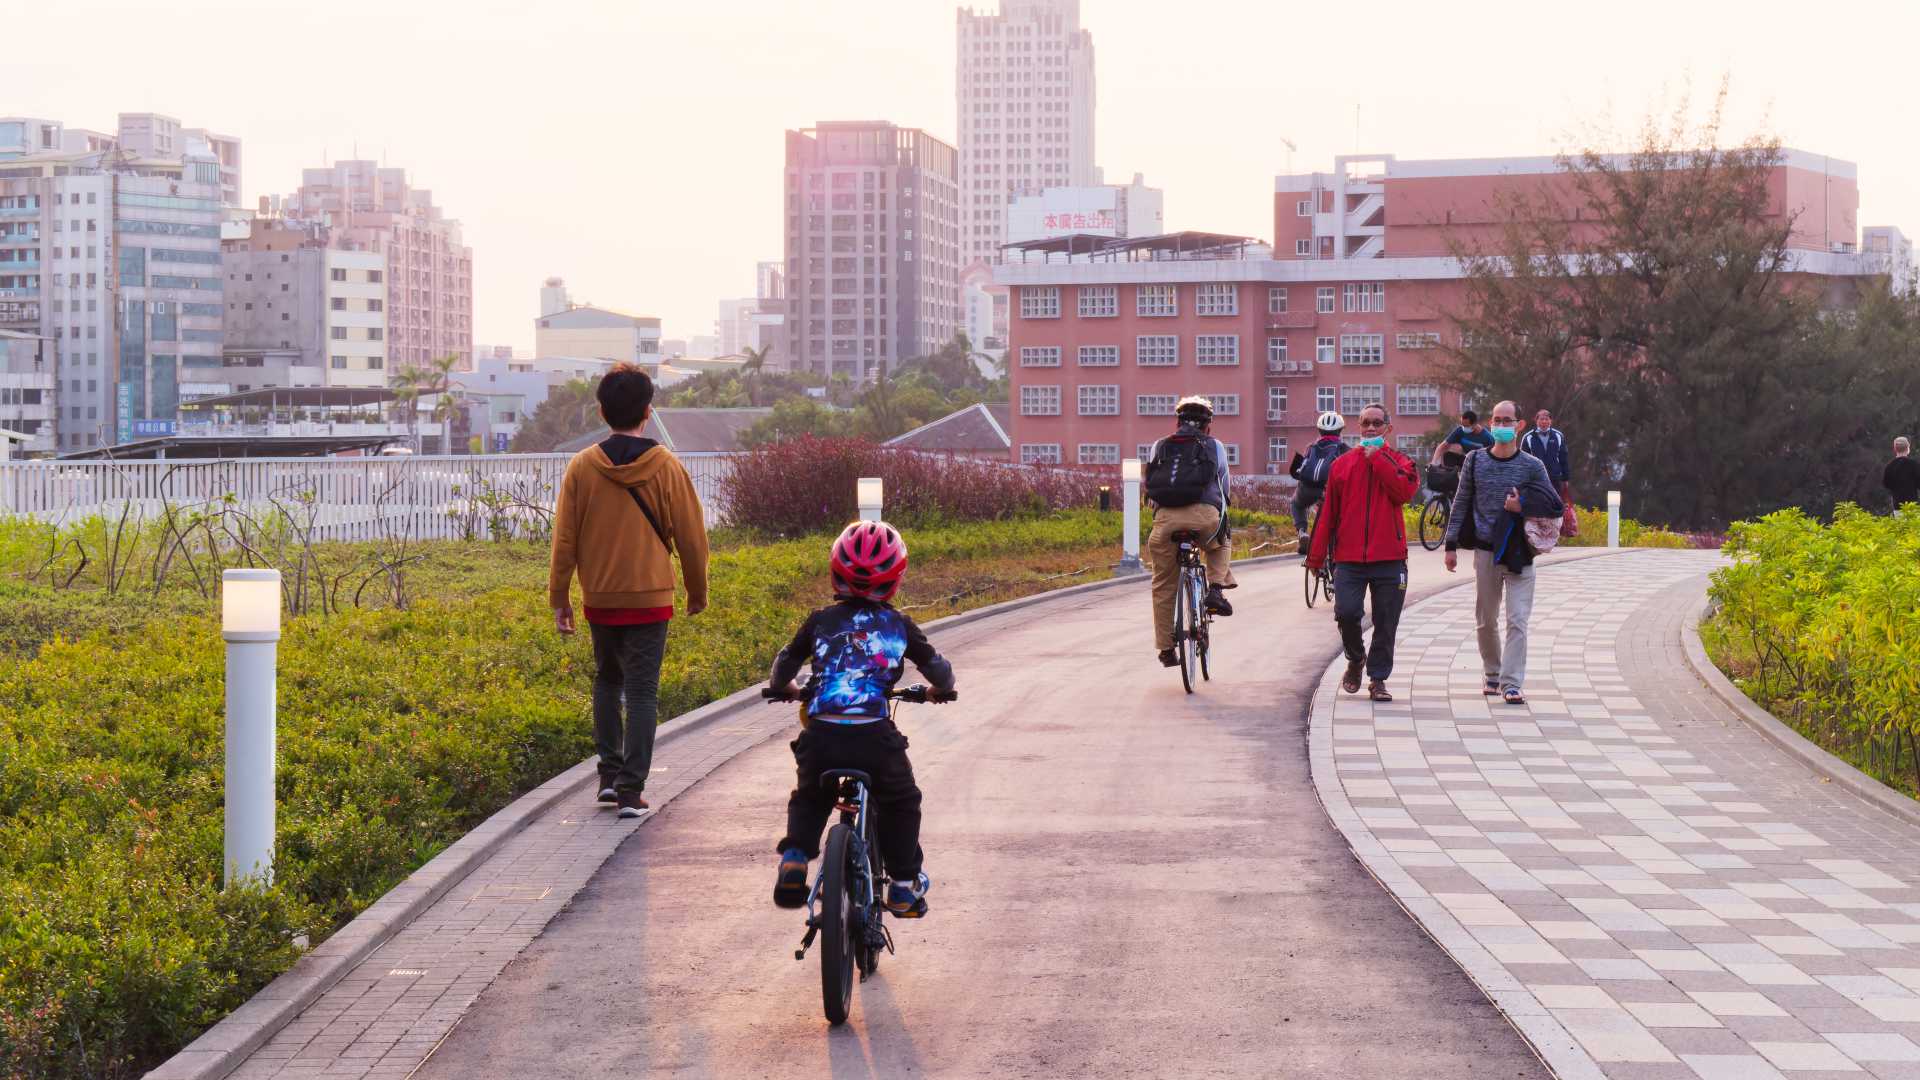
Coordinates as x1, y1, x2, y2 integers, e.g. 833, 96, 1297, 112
1305, 446, 1419, 568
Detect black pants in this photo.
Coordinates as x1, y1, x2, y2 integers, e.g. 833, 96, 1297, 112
1333, 560, 1408, 682
588, 621, 669, 793
779, 721, 924, 881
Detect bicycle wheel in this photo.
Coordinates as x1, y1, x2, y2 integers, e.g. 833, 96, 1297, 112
1420, 496, 1449, 551
1172, 566, 1193, 693
1179, 569, 1201, 693
820, 823, 857, 1025
1194, 576, 1211, 683
1303, 564, 1317, 608
860, 807, 882, 978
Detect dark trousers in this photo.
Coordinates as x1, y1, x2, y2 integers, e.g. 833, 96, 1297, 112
588, 621, 669, 793
779, 721, 924, 881
1333, 560, 1408, 682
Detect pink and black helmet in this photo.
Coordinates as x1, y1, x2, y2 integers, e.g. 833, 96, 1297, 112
830, 520, 908, 601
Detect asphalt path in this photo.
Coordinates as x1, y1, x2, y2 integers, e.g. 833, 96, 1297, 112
418, 549, 1551, 1079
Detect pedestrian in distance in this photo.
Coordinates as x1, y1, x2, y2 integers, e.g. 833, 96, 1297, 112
549, 363, 711, 818
1443, 400, 1562, 707
1520, 408, 1576, 536
1305, 403, 1419, 702
1884, 436, 1920, 510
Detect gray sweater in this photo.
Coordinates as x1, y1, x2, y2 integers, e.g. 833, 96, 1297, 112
1443, 447, 1551, 548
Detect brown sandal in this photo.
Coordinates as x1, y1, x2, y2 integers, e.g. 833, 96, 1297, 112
1341, 660, 1363, 694
1368, 680, 1394, 702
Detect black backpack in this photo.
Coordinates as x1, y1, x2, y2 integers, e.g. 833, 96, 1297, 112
1298, 438, 1346, 488
1145, 431, 1216, 507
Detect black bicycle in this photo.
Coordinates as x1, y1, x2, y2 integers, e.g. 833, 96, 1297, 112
760, 682, 955, 1026
1169, 528, 1212, 693
1302, 506, 1333, 609
1419, 465, 1456, 551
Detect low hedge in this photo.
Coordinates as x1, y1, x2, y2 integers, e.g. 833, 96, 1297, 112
1704, 505, 1920, 799
1396, 500, 1702, 550
0, 510, 1168, 1079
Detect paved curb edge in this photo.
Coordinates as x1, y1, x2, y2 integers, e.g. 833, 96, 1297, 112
1677, 585, 1920, 833
1301, 549, 1644, 1080
147, 548, 1300, 1080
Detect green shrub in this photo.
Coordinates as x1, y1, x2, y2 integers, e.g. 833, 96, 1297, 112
1705, 504, 1920, 798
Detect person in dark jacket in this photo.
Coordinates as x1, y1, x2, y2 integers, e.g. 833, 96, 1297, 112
1520, 409, 1575, 536
1305, 403, 1420, 702
1884, 437, 1920, 510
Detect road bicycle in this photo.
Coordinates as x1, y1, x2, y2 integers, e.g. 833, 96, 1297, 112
1302, 506, 1334, 610
1169, 528, 1212, 693
760, 682, 955, 1026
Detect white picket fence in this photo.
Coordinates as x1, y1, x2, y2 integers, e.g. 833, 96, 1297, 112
0, 453, 739, 541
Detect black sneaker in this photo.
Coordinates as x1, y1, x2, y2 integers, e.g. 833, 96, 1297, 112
1205, 585, 1233, 617
616, 791, 649, 819
773, 847, 810, 909
1158, 648, 1178, 668
597, 782, 618, 805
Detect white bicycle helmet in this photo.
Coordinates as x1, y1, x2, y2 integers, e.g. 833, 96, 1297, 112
1175, 395, 1215, 423
1315, 410, 1345, 434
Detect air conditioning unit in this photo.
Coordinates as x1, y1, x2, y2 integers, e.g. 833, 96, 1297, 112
1266, 462, 1282, 475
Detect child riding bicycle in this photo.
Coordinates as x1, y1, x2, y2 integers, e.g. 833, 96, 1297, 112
767, 520, 956, 918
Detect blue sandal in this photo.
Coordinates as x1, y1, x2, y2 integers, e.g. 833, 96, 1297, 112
1502, 686, 1527, 706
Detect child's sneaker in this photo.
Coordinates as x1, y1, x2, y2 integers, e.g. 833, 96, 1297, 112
885, 871, 931, 918
773, 848, 810, 909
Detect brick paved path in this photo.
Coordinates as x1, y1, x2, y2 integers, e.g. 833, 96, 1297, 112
1313, 550, 1920, 1080
220, 710, 800, 1080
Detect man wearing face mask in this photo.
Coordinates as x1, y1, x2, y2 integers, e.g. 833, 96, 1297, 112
1443, 400, 1557, 706
1305, 403, 1419, 702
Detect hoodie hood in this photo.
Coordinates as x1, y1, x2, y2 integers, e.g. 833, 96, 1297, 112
589, 438, 670, 488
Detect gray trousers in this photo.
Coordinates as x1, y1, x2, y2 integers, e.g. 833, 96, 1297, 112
1473, 549, 1536, 691
588, 620, 670, 793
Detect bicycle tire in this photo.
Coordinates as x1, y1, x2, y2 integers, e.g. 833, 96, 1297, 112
1173, 564, 1193, 693
861, 804, 882, 978
820, 823, 857, 1025
1420, 496, 1449, 552
1193, 575, 1212, 682
1175, 564, 1190, 687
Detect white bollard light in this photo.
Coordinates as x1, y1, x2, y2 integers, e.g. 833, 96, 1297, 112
1607, 490, 1622, 550
222, 568, 281, 887
857, 476, 884, 522
1117, 458, 1145, 575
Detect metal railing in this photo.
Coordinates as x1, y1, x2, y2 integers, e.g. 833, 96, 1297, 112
0, 452, 740, 539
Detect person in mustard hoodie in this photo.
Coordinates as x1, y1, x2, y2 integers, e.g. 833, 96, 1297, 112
548, 363, 711, 818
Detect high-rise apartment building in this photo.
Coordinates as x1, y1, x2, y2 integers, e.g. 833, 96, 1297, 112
0, 120, 228, 450
956, 0, 1096, 266
783, 121, 962, 380
221, 218, 391, 389
284, 161, 472, 371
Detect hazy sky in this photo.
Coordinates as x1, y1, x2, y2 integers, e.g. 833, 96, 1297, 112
11, 0, 1920, 352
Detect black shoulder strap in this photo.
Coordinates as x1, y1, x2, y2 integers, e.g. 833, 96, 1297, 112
625, 485, 673, 553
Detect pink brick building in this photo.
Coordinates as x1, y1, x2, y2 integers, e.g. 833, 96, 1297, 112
998, 151, 1903, 474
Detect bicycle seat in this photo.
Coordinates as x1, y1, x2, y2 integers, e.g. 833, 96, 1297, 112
1170, 528, 1202, 545
819, 768, 873, 793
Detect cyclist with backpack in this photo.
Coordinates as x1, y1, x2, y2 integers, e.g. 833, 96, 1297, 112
1289, 411, 1350, 553
1144, 395, 1236, 668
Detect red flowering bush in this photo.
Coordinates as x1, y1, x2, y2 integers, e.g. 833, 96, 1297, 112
720, 437, 1296, 535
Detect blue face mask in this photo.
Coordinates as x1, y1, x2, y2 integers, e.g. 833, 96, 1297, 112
1360, 436, 1385, 449
1490, 426, 1518, 444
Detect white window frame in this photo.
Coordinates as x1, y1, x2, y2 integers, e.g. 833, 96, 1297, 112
1077, 344, 1120, 367
1195, 334, 1240, 366
1295, 199, 1312, 217
1019, 286, 1060, 319
1339, 384, 1385, 417
1395, 434, 1424, 455
1267, 385, 1287, 420
1077, 285, 1118, 318
1136, 394, 1177, 416
1338, 334, 1385, 365
1295, 239, 1312, 256
1020, 443, 1062, 464
1266, 338, 1288, 371
1077, 384, 1120, 416
1077, 443, 1120, 465
1196, 283, 1238, 316
1395, 383, 1441, 416
1316, 336, 1336, 364
1018, 345, 1061, 367
1268, 436, 1289, 463
1019, 384, 1061, 415
1267, 287, 1288, 315
1135, 334, 1178, 366
1222, 443, 1241, 466
1316, 287, 1335, 314
1316, 385, 1338, 413
1395, 331, 1442, 350
1136, 443, 1156, 462
1136, 284, 1178, 317
1210, 393, 1240, 417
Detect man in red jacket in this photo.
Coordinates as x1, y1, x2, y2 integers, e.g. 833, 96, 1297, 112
1305, 403, 1420, 702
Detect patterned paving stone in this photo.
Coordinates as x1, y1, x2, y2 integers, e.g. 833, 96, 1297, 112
1312, 550, 1920, 1079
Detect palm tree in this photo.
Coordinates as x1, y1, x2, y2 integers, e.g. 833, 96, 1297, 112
389, 354, 465, 454
735, 344, 773, 405
388, 364, 428, 451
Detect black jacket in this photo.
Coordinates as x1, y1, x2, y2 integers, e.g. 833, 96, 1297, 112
1490, 477, 1566, 573
1884, 456, 1920, 506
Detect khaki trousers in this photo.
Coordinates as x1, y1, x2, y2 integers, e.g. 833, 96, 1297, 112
1148, 504, 1235, 651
